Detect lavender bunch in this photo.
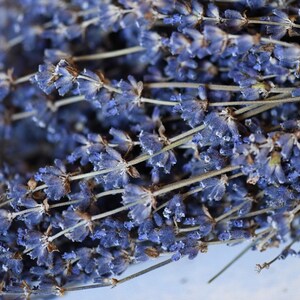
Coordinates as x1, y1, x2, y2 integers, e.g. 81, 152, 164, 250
1, 0, 300, 298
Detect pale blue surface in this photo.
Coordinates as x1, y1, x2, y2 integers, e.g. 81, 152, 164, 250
63, 243, 300, 300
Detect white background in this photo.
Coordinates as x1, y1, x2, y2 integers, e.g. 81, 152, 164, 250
62, 242, 300, 300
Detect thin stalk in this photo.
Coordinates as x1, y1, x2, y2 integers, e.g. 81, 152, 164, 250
64, 281, 111, 292
222, 201, 300, 223
145, 82, 241, 91
256, 240, 298, 272
10, 45, 145, 87
10, 199, 82, 218
13, 73, 36, 85
228, 172, 244, 180
152, 166, 240, 197
73, 46, 145, 61
253, 36, 296, 48
47, 219, 88, 242
182, 186, 204, 198
203, 228, 272, 247
233, 92, 291, 116
214, 201, 250, 223
169, 125, 205, 143
90, 200, 143, 222
0, 198, 13, 208
237, 103, 278, 120
227, 207, 272, 220
145, 82, 295, 94
11, 93, 299, 123
153, 185, 204, 214
65, 258, 173, 292
81, 17, 100, 28
207, 243, 254, 283
32, 184, 47, 193
6, 35, 24, 49
200, 15, 300, 29
12, 189, 124, 220
49, 199, 82, 209
70, 135, 193, 182
11, 110, 37, 121
154, 172, 245, 213
47, 199, 141, 243
95, 189, 125, 199
178, 200, 252, 234
140, 97, 178, 106
55, 95, 85, 108
248, 19, 300, 29
207, 226, 281, 283
69, 166, 124, 182
125, 96, 300, 107
209, 96, 300, 106
11, 95, 85, 122
10, 205, 44, 218
114, 258, 173, 286
256, 229, 277, 251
